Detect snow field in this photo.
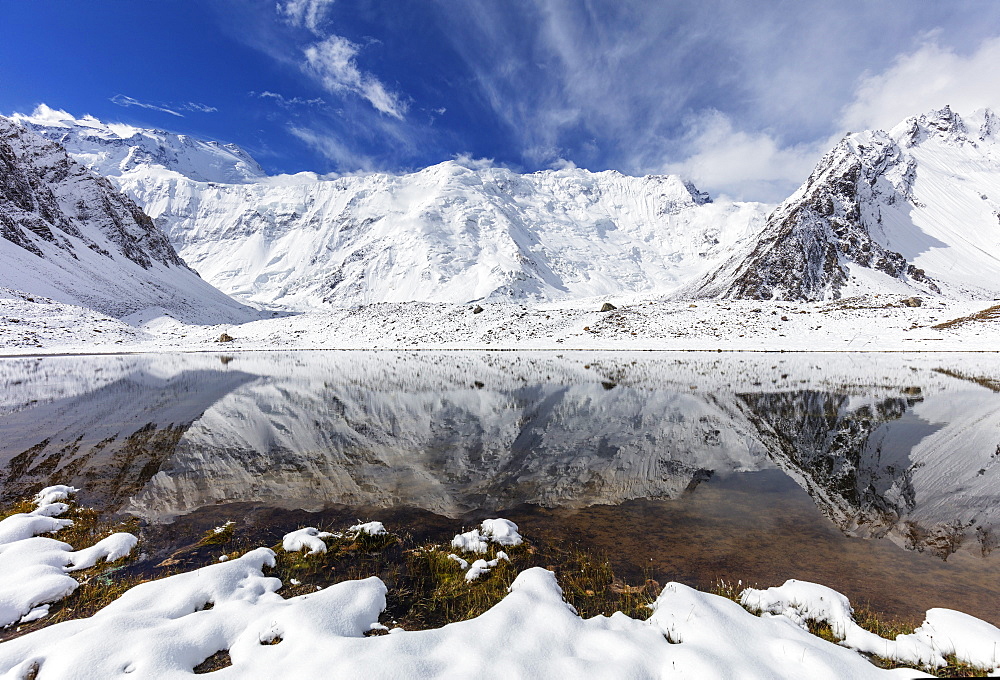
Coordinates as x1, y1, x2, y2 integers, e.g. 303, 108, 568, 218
3, 292, 999, 356
5, 537, 988, 678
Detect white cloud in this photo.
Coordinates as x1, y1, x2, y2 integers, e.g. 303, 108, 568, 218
253, 91, 326, 107
451, 153, 496, 171
839, 36, 1000, 133
109, 94, 182, 117
663, 111, 826, 203
665, 35, 1000, 203
278, 0, 335, 35
303, 35, 407, 120
288, 125, 377, 171
180, 102, 218, 113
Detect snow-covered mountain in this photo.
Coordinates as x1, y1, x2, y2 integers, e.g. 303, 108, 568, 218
13, 104, 264, 184
12, 107, 767, 309
691, 107, 1000, 301
130, 164, 765, 309
13, 104, 1000, 309
0, 116, 257, 323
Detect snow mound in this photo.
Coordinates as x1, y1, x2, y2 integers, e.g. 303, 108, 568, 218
742, 579, 1000, 671
281, 528, 335, 555
451, 518, 522, 553
347, 521, 386, 537
480, 518, 523, 547
464, 552, 509, 582
0, 556, 943, 679
32, 486, 77, 507
0, 486, 137, 627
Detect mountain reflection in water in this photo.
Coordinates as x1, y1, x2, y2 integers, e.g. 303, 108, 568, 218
2, 350, 1000, 566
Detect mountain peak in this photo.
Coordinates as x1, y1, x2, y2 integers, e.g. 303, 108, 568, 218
10, 105, 265, 184
690, 105, 1000, 301
890, 105, 975, 148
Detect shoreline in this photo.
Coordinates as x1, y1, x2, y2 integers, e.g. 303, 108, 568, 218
2, 293, 999, 357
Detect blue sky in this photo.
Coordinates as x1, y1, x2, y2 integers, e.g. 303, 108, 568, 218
3, 0, 1000, 201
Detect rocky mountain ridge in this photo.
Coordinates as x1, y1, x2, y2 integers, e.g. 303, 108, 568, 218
13, 105, 263, 184
0, 117, 257, 323
691, 106, 1000, 301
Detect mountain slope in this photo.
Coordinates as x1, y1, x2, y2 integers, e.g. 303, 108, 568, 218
13, 107, 768, 310
0, 117, 257, 323
126, 163, 766, 309
18, 105, 1000, 309
691, 107, 1000, 301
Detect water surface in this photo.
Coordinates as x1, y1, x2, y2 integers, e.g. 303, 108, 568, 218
2, 350, 999, 622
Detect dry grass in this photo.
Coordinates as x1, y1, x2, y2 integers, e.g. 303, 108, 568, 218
931, 303, 1000, 330
932, 367, 1000, 393
851, 604, 917, 640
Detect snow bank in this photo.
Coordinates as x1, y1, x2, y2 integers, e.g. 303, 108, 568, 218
32, 486, 76, 507
450, 528, 488, 553
0, 555, 939, 680
742, 579, 1000, 671
0, 486, 137, 627
0, 497, 995, 678
480, 518, 522, 547
281, 528, 335, 555
648, 581, 932, 679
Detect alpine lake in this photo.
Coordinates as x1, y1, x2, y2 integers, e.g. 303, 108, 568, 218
2, 350, 999, 625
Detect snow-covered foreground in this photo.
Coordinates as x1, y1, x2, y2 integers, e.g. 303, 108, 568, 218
0, 487, 136, 630
1, 287, 998, 355
3, 497, 999, 679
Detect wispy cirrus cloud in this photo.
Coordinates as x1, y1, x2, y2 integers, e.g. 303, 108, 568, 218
288, 124, 378, 171
110, 94, 217, 117
110, 94, 183, 117
303, 36, 407, 119
278, 0, 335, 35
251, 91, 326, 108
428, 0, 1000, 200
179, 102, 218, 114
275, 0, 407, 119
